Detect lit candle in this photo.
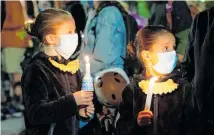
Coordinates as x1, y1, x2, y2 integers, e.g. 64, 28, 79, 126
144, 77, 158, 111
82, 56, 93, 91
85, 56, 91, 76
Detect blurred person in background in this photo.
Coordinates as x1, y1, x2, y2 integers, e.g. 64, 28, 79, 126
79, 1, 127, 76
1, 0, 7, 120
149, 1, 192, 62
187, 2, 200, 20
186, 1, 206, 19
182, 7, 214, 134
1, 1, 33, 117
189, 4, 200, 19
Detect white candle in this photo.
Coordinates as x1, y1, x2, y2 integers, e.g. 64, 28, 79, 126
85, 56, 91, 76
144, 77, 158, 111
82, 56, 93, 91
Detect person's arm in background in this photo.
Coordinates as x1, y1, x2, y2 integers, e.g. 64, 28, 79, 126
90, 7, 125, 74
181, 13, 199, 82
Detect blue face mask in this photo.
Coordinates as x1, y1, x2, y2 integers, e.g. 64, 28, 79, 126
152, 51, 178, 75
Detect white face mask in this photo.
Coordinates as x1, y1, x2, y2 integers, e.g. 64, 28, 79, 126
55, 34, 78, 60
152, 51, 178, 75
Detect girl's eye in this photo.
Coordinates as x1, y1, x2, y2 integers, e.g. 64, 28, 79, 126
68, 30, 76, 34
164, 46, 168, 51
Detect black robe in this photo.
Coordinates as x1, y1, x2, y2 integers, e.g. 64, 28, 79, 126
117, 69, 200, 135
182, 7, 214, 134
21, 52, 84, 135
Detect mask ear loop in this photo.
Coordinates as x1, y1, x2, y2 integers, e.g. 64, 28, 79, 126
142, 51, 154, 68
41, 42, 57, 56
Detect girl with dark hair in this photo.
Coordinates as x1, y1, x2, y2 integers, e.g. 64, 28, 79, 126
117, 25, 200, 135
22, 8, 94, 135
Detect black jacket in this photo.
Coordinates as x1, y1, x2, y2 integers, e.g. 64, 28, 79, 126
117, 69, 200, 135
182, 7, 214, 134
182, 7, 214, 81
21, 52, 83, 135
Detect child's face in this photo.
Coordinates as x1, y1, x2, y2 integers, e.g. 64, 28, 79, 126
54, 17, 76, 45
148, 33, 176, 54
45, 17, 76, 46
55, 18, 76, 36
141, 33, 176, 70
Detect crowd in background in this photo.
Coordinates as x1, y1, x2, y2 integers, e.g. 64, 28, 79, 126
1, 1, 214, 135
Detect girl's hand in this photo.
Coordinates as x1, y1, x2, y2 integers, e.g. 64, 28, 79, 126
73, 91, 93, 106
137, 110, 153, 126
79, 102, 95, 118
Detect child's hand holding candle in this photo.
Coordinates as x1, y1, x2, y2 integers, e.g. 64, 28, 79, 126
137, 77, 158, 127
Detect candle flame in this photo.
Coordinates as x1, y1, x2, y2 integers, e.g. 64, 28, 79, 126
85, 56, 89, 63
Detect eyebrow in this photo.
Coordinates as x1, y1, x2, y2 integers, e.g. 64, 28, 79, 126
160, 43, 170, 46
67, 27, 76, 31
